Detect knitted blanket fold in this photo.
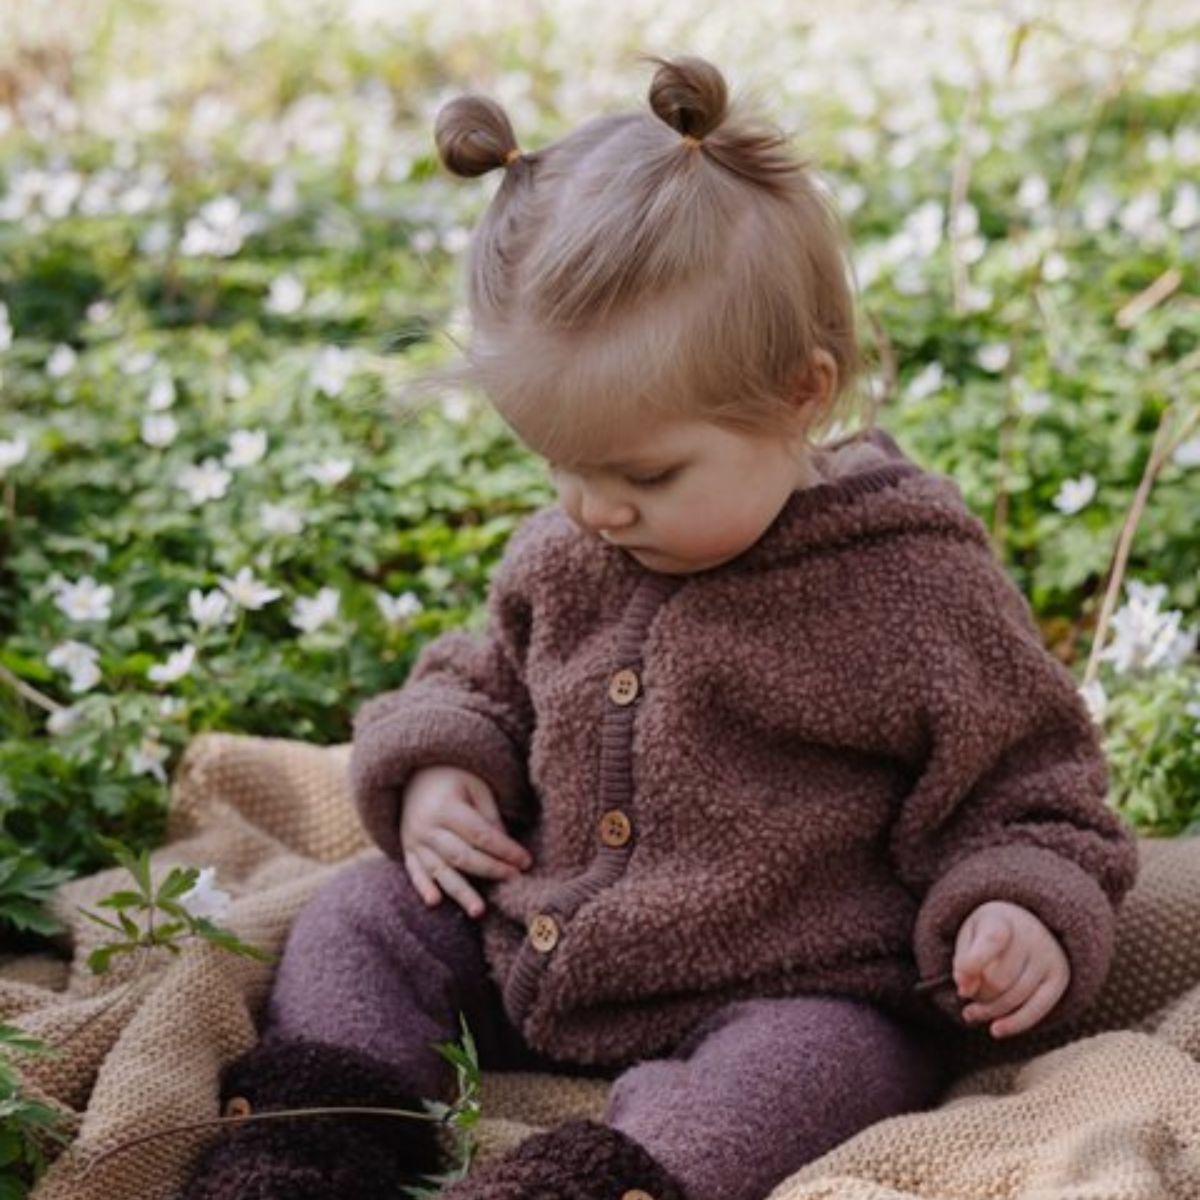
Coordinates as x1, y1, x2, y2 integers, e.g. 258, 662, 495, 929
1, 731, 1196, 1200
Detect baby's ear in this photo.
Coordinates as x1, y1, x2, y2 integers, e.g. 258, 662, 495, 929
788, 349, 838, 409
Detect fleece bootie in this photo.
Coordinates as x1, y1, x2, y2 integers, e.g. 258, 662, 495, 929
439, 1117, 687, 1200
180, 1036, 446, 1200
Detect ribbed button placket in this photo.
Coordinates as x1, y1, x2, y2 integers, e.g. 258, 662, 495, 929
502, 571, 684, 1031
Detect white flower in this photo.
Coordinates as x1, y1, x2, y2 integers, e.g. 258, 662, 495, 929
177, 866, 232, 921
1081, 189, 1118, 233
179, 195, 258, 258
0, 302, 11, 350
54, 575, 114, 622
147, 374, 176, 411
141, 413, 179, 448
1041, 251, 1070, 282
411, 228, 438, 254
259, 501, 305, 536
1172, 435, 1200, 468
218, 566, 282, 610
290, 586, 340, 634
46, 344, 77, 377
1052, 473, 1097, 514
1099, 580, 1198, 674
226, 370, 250, 400
87, 300, 115, 324
1119, 190, 1161, 238
1017, 174, 1050, 211
904, 200, 944, 258
977, 342, 1011, 373
223, 428, 267, 468
47, 703, 86, 735
122, 350, 158, 376
47, 639, 102, 693
303, 457, 352, 488
1078, 679, 1108, 726
178, 458, 232, 504
905, 362, 944, 402
962, 284, 993, 314
440, 392, 473, 423
442, 226, 470, 254
129, 735, 170, 784
0, 435, 29, 473
148, 644, 196, 684
1016, 383, 1052, 416
265, 273, 306, 314
376, 590, 423, 624
1169, 182, 1199, 230
188, 587, 233, 629
311, 346, 355, 397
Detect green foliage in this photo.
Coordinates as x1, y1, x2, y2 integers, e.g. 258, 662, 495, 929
0, 851, 72, 938
402, 1014, 484, 1198
0, 838, 274, 1196
0, 1025, 73, 1197
76, 837, 275, 973
1103, 667, 1200, 837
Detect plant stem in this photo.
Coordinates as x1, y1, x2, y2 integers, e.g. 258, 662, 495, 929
1083, 403, 1200, 689
82, 1103, 445, 1174
0, 662, 64, 713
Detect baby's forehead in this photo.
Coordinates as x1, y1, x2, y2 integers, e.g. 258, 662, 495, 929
519, 411, 705, 470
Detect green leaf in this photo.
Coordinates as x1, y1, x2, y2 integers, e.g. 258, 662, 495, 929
96, 890, 146, 911
155, 867, 199, 903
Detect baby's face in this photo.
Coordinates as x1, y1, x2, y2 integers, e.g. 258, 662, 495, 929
544, 416, 818, 575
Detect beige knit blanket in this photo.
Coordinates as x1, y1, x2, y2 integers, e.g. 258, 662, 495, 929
3, 732, 1197, 1199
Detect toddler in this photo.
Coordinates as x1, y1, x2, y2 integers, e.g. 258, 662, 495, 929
183, 53, 1139, 1200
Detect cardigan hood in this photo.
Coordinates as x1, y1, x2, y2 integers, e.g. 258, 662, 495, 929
349, 426, 1139, 1066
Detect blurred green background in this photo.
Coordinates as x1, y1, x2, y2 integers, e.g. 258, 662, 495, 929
0, 0, 1197, 945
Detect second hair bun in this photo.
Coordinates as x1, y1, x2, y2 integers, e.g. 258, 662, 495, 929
643, 54, 729, 140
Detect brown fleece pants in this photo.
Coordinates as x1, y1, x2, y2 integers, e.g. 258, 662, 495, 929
265, 856, 950, 1200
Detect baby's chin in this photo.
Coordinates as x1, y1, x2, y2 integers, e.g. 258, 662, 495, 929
621, 543, 744, 575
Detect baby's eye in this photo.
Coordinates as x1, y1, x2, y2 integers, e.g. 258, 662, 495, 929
628, 468, 677, 488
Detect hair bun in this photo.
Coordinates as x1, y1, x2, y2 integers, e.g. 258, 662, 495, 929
643, 54, 729, 140
433, 94, 520, 178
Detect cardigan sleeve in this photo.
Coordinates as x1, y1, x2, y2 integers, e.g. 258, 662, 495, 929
347, 516, 542, 859
886, 532, 1139, 1035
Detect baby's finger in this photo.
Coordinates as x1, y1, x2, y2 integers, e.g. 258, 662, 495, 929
429, 828, 523, 881
989, 975, 1064, 1038
955, 916, 1013, 995
426, 860, 486, 919
462, 773, 504, 827
404, 850, 442, 907
962, 955, 1036, 1023
443, 806, 532, 871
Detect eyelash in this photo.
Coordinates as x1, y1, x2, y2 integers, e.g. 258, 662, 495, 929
548, 466, 678, 488
628, 469, 677, 488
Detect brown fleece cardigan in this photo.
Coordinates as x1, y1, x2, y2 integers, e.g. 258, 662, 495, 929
349, 427, 1139, 1067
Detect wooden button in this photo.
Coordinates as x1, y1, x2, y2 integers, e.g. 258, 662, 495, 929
622, 1191, 655, 1200
223, 1095, 253, 1120
608, 667, 640, 705
598, 809, 632, 848
528, 913, 560, 953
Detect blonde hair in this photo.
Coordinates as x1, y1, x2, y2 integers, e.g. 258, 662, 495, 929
420, 53, 873, 467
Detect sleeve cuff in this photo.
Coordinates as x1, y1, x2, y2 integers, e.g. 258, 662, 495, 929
912, 842, 1118, 1034
347, 705, 532, 858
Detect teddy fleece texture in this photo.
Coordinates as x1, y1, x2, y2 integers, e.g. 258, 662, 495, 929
348, 426, 1140, 1067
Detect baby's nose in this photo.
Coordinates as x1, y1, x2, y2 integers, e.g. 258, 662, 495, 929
580, 492, 634, 533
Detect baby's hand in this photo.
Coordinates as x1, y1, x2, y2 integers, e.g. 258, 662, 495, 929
400, 765, 533, 919
952, 900, 1070, 1039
